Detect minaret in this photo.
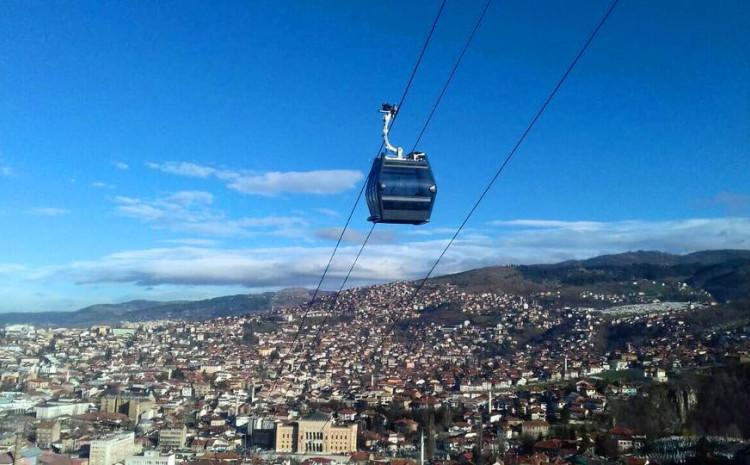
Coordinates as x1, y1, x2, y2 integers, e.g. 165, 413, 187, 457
476, 417, 483, 465
488, 390, 493, 413
564, 356, 568, 380
420, 431, 425, 465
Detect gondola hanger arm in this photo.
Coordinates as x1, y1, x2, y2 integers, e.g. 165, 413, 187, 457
380, 103, 404, 159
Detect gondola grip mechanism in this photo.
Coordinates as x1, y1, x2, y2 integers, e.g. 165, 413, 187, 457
380, 103, 404, 159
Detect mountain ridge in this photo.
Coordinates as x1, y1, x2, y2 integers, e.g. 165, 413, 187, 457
2, 249, 748, 327
0, 289, 315, 327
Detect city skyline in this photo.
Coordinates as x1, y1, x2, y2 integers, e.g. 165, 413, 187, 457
1, 0, 749, 312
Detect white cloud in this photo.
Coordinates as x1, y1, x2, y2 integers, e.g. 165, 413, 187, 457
55, 244, 430, 288
227, 170, 363, 195
35, 217, 750, 290
28, 207, 70, 217
491, 219, 605, 232
162, 238, 220, 247
0, 263, 27, 274
315, 208, 340, 218
113, 161, 129, 170
315, 227, 395, 245
113, 191, 306, 237
488, 217, 750, 261
91, 181, 115, 189
147, 161, 363, 196
146, 161, 231, 179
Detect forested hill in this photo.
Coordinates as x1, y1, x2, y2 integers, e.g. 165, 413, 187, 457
431, 249, 750, 302
0, 288, 313, 327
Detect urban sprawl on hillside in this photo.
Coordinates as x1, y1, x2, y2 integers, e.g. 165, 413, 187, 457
1, 279, 750, 465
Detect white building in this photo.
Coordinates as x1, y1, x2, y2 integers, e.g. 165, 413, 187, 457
36, 401, 90, 419
90, 431, 138, 465
158, 427, 186, 450
125, 451, 175, 465
0, 392, 38, 414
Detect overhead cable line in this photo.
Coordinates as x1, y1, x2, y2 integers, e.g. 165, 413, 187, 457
307, 223, 376, 347
291, 0, 495, 409
265, 0, 448, 400
410, 0, 493, 153
321, 0, 493, 334
294, 223, 376, 401
283, 0, 448, 356
373, 0, 621, 358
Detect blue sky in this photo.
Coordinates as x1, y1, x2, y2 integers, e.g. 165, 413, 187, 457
0, 0, 748, 312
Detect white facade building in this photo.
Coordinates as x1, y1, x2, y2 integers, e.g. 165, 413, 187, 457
36, 402, 90, 419
89, 432, 138, 465
125, 451, 175, 465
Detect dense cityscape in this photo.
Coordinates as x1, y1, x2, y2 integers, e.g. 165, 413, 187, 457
2, 271, 749, 465
1, 3, 748, 465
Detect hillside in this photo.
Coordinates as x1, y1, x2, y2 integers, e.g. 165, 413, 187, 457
0, 289, 314, 327
1, 249, 748, 327
431, 249, 750, 303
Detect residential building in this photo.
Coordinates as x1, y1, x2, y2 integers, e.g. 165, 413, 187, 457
158, 427, 186, 450
36, 421, 61, 448
89, 432, 138, 465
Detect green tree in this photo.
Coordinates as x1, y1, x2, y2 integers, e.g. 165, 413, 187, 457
560, 405, 571, 424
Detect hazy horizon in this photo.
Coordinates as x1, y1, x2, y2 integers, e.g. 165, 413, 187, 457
3, 245, 748, 314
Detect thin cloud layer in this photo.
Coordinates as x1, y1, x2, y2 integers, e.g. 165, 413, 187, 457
147, 161, 363, 196
490, 217, 750, 262
491, 219, 604, 231
34, 217, 750, 290
114, 190, 305, 237
227, 170, 363, 195
146, 161, 230, 179
315, 227, 396, 244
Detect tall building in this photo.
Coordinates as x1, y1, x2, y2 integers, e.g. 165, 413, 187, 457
127, 397, 155, 422
100, 396, 120, 415
13, 431, 23, 465
100, 393, 155, 421
158, 426, 186, 450
275, 413, 357, 454
36, 420, 61, 448
89, 431, 137, 465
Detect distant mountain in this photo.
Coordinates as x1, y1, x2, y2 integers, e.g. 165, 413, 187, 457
2, 250, 748, 327
557, 250, 683, 267
555, 249, 750, 268
0, 289, 314, 327
432, 249, 750, 302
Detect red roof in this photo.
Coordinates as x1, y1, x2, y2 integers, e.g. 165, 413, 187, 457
609, 426, 636, 437
302, 458, 332, 465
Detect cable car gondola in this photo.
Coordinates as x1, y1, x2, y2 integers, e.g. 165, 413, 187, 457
366, 104, 437, 225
